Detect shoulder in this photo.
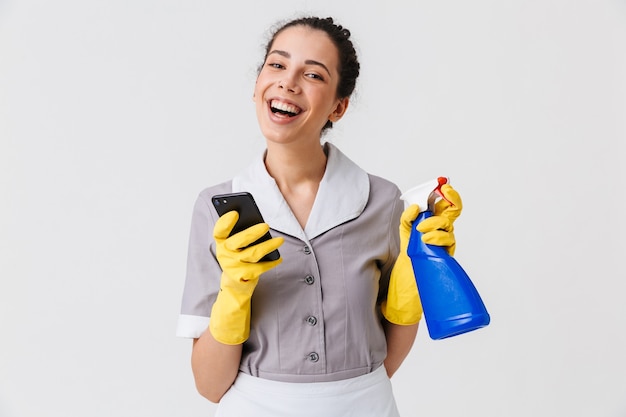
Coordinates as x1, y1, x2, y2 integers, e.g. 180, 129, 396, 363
364, 174, 404, 230
188, 180, 234, 225
367, 174, 401, 200
196, 180, 233, 205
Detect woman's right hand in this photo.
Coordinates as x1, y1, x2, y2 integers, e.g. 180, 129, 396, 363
209, 211, 283, 345
215, 210, 283, 286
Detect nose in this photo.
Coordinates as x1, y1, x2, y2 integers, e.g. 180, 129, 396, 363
278, 74, 300, 93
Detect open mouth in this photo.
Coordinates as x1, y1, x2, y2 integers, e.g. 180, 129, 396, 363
270, 99, 302, 117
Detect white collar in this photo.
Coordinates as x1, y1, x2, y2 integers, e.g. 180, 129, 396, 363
232, 142, 370, 241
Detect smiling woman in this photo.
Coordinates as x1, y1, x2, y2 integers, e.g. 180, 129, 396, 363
253, 24, 349, 149
176, 16, 463, 417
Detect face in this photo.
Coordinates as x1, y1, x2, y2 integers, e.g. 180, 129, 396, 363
253, 26, 349, 146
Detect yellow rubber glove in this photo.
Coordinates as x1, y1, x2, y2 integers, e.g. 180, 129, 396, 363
209, 211, 284, 345
381, 204, 423, 325
416, 184, 463, 256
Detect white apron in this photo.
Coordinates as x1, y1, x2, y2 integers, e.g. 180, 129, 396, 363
215, 366, 401, 417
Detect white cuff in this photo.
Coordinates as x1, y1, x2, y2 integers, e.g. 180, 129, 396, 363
176, 314, 210, 338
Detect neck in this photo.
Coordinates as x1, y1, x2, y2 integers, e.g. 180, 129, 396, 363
264, 141, 327, 188
264, 140, 328, 229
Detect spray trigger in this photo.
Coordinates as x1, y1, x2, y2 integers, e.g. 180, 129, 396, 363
431, 176, 455, 212
401, 176, 451, 213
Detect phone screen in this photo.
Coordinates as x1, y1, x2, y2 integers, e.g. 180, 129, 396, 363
211, 192, 280, 262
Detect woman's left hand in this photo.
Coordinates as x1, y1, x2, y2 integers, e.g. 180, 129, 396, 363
381, 204, 423, 326
416, 184, 462, 255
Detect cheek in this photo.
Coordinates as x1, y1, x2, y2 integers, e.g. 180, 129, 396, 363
253, 75, 273, 103
311, 91, 338, 115
252, 82, 261, 102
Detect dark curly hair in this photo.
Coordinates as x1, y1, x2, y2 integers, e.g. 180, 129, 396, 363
260, 16, 361, 130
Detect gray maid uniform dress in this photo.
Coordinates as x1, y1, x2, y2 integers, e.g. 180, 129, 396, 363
177, 142, 404, 417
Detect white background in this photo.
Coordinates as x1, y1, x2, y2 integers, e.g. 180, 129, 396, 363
1, 1, 625, 416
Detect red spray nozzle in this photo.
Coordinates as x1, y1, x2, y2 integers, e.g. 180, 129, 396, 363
434, 177, 455, 207
401, 176, 451, 213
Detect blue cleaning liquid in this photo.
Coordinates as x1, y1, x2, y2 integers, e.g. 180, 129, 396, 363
408, 211, 490, 340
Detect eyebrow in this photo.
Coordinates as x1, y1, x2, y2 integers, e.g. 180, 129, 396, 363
268, 50, 332, 77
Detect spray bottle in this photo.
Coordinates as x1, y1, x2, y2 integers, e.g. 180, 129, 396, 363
401, 177, 490, 340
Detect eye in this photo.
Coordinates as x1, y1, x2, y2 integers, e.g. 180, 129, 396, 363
267, 62, 285, 70
305, 72, 324, 81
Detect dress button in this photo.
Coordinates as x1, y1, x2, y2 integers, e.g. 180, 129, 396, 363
307, 352, 319, 362
304, 275, 315, 285
303, 245, 311, 255
306, 316, 318, 326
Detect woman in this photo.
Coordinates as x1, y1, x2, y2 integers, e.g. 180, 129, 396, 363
177, 16, 462, 416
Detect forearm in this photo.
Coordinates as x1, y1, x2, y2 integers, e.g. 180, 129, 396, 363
383, 320, 419, 378
191, 328, 243, 403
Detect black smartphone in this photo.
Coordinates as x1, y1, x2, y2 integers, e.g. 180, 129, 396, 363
211, 192, 280, 262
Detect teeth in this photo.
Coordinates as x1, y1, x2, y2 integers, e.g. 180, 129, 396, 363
270, 100, 301, 115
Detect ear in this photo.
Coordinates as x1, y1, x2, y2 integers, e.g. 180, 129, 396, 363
328, 97, 350, 122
